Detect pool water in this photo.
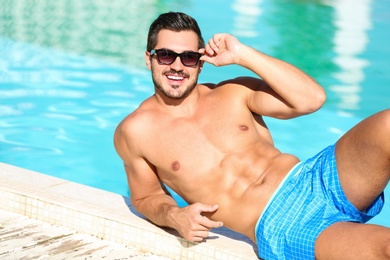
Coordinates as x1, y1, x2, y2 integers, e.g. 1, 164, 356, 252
0, 0, 389, 227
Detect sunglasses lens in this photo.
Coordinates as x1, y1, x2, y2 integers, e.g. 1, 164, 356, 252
182, 52, 201, 66
157, 50, 176, 64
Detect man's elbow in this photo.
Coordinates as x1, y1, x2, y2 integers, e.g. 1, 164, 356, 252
310, 88, 326, 112
131, 197, 145, 213
303, 88, 326, 113
293, 89, 326, 117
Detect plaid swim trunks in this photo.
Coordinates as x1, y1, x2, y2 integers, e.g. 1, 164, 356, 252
255, 144, 384, 259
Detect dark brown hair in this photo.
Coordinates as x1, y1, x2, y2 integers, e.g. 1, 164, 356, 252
147, 12, 205, 52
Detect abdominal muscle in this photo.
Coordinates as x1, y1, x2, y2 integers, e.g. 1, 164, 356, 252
162, 144, 300, 242
215, 153, 299, 241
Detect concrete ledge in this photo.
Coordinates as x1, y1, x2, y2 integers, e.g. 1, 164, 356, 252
0, 163, 258, 259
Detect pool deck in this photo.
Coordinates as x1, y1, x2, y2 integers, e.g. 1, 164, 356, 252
0, 209, 164, 259
0, 163, 258, 259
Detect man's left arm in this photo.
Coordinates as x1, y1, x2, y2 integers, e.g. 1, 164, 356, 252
200, 33, 326, 119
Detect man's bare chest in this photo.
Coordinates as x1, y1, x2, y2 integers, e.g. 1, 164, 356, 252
143, 113, 262, 176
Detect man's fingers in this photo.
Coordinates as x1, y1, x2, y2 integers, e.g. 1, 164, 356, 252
199, 215, 223, 229
197, 203, 219, 213
179, 203, 223, 243
192, 204, 223, 229
188, 228, 221, 243
194, 204, 224, 228
188, 218, 222, 242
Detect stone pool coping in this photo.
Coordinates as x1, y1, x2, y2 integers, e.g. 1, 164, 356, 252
0, 163, 258, 259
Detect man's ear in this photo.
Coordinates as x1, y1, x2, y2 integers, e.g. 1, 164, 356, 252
145, 51, 151, 70
199, 60, 204, 73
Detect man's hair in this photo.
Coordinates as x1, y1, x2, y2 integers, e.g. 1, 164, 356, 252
147, 12, 205, 52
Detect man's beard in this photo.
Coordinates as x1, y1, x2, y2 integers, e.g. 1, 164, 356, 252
152, 70, 198, 99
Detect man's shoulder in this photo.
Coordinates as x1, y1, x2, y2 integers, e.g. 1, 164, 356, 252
121, 105, 156, 131
116, 100, 156, 137
114, 108, 154, 158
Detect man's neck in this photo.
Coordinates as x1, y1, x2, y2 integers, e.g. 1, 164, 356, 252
154, 86, 201, 116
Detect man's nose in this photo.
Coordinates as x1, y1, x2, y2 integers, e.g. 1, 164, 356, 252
169, 56, 184, 70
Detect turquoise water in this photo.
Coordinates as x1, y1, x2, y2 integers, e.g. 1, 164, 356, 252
0, 0, 389, 226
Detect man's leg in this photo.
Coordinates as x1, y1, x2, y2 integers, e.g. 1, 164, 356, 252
335, 109, 390, 211
316, 109, 390, 259
315, 222, 390, 259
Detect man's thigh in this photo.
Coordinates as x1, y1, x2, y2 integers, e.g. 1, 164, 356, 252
335, 110, 390, 211
315, 222, 390, 259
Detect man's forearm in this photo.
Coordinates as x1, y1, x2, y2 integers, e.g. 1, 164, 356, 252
133, 194, 181, 230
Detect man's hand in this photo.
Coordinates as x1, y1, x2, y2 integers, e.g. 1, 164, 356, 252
170, 203, 224, 242
200, 33, 242, 67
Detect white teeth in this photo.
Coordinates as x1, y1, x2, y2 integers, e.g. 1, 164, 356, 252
167, 75, 184, 80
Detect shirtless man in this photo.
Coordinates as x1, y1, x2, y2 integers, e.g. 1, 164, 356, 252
114, 12, 390, 259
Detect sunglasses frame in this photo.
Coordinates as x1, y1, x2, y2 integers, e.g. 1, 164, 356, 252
150, 48, 202, 67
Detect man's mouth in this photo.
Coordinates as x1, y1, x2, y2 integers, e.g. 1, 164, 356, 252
164, 70, 188, 82
167, 75, 185, 81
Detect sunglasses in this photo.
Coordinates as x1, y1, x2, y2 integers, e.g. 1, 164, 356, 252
150, 49, 202, 67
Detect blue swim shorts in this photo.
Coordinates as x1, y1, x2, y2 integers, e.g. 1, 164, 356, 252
255, 144, 384, 260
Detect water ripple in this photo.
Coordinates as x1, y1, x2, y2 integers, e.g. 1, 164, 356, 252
0, 89, 87, 98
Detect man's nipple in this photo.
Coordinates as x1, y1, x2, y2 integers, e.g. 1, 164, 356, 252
239, 124, 249, 131
172, 161, 181, 171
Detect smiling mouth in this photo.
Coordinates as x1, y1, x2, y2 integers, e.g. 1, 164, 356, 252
164, 70, 188, 82
167, 75, 185, 81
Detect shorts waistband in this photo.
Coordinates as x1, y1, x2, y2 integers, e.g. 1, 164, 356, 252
254, 162, 303, 242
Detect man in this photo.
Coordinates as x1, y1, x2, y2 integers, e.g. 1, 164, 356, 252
114, 12, 390, 259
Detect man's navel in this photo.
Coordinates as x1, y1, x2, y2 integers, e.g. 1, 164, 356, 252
172, 161, 181, 171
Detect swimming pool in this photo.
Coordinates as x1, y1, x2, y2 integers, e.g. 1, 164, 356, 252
0, 0, 389, 227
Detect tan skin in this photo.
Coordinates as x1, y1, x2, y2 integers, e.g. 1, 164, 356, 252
115, 29, 390, 259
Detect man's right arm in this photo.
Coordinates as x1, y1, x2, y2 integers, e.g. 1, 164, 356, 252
114, 119, 223, 242
114, 119, 180, 227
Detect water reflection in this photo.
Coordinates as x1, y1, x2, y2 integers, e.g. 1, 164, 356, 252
266, 1, 337, 81
0, 0, 157, 67
231, 0, 263, 38
327, 0, 372, 114
263, 0, 377, 117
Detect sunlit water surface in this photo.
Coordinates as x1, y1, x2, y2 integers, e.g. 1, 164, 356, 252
0, 0, 389, 226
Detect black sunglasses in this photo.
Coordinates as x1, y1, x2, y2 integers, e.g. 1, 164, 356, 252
150, 49, 202, 67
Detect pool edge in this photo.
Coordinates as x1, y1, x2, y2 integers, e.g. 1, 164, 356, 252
0, 162, 258, 259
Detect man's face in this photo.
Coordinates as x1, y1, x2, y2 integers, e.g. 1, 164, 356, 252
146, 29, 202, 99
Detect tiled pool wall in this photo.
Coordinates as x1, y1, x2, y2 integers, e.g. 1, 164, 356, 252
0, 163, 258, 259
